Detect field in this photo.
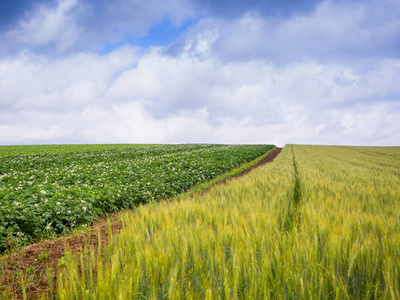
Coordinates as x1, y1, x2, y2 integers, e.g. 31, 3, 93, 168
53, 145, 400, 299
0, 144, 274, 254
1, 144, 400, 299
0, 144, 152, 158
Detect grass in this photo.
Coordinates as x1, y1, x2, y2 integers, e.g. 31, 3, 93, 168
55, 145, 400, 299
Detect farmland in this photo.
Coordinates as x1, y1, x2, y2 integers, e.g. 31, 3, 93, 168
1, 144, 399, 299
0, 144, 152, 158
53, 145, 400, 299
0, 144, 274, 254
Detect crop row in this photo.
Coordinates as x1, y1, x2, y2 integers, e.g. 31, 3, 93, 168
0, 144, 274, 253
0, 144, 147, 158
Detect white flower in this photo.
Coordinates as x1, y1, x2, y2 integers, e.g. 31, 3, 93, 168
67, 210, 71, 214
81, 200, 85, 203
44, 199, 48, 203
56, 202, 61, 205
56, 211, 60, 214
34, 204, 39, 207
82, 207, 87, 211
40, 190, 46, 194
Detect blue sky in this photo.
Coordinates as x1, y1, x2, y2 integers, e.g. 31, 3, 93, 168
0, 0, 399, 146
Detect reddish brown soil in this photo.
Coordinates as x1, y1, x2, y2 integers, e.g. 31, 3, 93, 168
0, 147, 282, 299
0, 220, 123, 299
221, 147, 282, 179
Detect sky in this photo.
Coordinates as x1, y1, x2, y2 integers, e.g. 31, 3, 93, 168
0, 0, 399, 147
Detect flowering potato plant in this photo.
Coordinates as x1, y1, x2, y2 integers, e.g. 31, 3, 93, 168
0, 144, 273, 253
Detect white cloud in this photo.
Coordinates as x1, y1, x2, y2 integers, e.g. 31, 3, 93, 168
1, 44, 400, 146
10, 0, 81, 52
5, 0, 195, 53
21, 125, 75, 141
1, 0, 399, 146
2, 97, 398, 147
168, 0, 400, 63
0, 46, 139, 111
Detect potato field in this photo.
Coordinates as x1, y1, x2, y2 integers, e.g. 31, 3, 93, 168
0, 144, 273, 254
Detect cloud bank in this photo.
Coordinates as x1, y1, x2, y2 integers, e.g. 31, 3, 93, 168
0, 0, 399, 146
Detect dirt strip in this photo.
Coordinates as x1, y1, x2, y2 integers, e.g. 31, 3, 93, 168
0, 147, 282, 299
225, 147, 282, 179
